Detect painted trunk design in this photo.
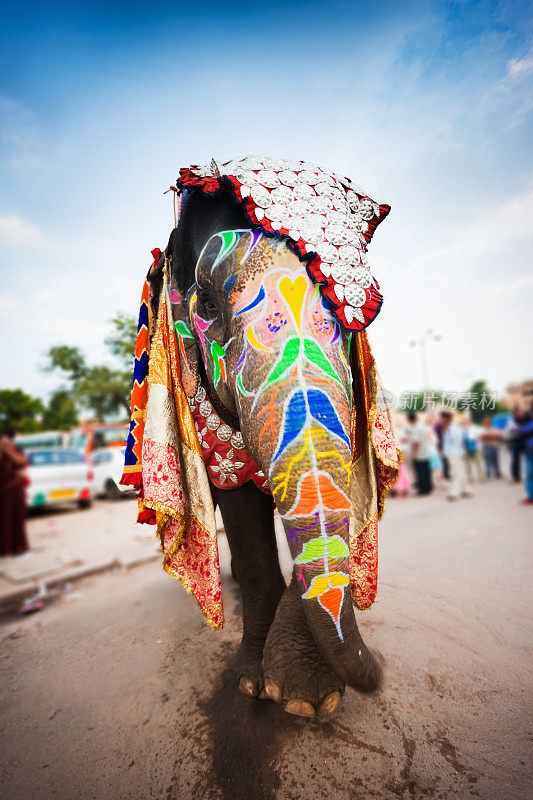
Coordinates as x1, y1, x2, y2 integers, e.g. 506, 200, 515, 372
187, 230, 355, 641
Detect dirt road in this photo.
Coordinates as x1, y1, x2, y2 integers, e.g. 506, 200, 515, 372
1, 481, 531, 799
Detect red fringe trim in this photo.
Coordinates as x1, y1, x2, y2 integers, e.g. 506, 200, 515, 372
137, 507, 156, 525
120, 471, 142, 488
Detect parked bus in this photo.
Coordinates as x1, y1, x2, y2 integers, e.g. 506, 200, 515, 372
68, 423, 129, 456
15, 431, 69, 450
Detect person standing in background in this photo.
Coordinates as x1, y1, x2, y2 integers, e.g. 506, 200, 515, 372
479, 415, 502, 478
518, 406, 533, 505
441, 411, 472, 500
433, 415, 449, 481
393, 458, 411, 497
461, 415, 484, 483
406, 412, 433, 495
426, 412, 446, 489
393, 423, 413, 497
0, 431, 29, 556
506, 408, 525, 483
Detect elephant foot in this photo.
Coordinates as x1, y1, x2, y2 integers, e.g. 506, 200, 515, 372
235, 641, 266, 698
262, 581, 345, 717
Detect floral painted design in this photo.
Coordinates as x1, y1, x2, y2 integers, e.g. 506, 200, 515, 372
233, 262, 353, 639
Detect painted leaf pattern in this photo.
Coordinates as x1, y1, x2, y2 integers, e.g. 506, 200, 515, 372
303, 339, 342, 384
264, 337, 300, 386
235, 284, 265, 317
304, 571, 350, 599
209, 341, 226, 387
272, 390, 306, 463
307, 389, 351, 448
295, 535, 349, 564
175, 320, 193, 338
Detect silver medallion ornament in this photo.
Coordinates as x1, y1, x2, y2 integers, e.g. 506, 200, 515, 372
178, 155, 390, 330
251, 185, 272, 208
353, 267, 372, 288
217, 424, 233, 443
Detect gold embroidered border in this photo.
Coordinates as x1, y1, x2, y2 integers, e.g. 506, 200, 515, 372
162, 559, 225, 631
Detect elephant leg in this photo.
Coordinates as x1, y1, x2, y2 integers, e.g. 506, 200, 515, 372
262, 577, 346, 717
212, 479, 286, 697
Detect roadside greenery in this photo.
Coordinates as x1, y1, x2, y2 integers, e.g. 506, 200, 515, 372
397, 379, 509, 422
0, 313, 137, 435
0, 389, 44, 435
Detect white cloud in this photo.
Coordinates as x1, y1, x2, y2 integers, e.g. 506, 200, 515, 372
0, 96, 52, 174
0, 214, 43, 248
0, 296, 18, 313
507, 47, 533, 77
409, 180, 533, 273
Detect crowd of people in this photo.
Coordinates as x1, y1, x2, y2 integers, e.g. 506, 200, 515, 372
2, 402, 532, 558
394, 405, 533, 504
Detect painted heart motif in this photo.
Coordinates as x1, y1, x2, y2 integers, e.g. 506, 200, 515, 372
278, 275, 308, 331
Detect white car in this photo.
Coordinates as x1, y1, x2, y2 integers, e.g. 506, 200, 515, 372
16, 430, 70, 450
90, 447, 134, 499
26, 448, 94, 509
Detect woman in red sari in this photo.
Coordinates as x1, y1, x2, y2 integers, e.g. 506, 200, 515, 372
0, 432, 29, 556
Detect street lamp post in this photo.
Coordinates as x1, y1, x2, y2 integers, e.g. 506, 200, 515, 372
409, 329, 442, 391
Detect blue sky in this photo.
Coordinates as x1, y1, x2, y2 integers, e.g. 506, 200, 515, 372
1, 0, 532, 402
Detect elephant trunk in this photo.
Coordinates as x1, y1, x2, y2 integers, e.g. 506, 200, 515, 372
275, 457, 381, 691
241, 378, 381, 692
223, 252, 380, 690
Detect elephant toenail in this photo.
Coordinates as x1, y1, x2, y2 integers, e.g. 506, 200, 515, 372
318, 691, 342, 715
285, 700, 315, 717
264, 681, 282, 703
238, 678, 257, 697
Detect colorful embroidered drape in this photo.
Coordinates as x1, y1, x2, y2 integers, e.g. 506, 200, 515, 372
121, 264, 223, 628
349, 332, 400, 609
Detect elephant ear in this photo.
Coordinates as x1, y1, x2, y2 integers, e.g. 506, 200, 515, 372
164, 227, 201, 398
172, 293, 200, 398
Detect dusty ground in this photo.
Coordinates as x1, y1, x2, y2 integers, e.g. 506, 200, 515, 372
0, 495, 157, 595
0, 480, 531, 800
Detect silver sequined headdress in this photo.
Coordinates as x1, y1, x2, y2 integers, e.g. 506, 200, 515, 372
177, 156, 390, 331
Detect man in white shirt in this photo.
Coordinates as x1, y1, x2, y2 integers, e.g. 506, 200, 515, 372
406, 412, 433, 495
441, 411, 473, 500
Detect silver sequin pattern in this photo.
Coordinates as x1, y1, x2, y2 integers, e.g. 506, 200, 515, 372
191, 157, 382, 322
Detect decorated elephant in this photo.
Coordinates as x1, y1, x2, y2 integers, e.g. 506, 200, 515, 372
121, 157, 400, 717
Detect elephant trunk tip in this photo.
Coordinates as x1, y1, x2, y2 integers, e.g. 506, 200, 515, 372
352, 647, 384, 693
331, 644, 384, 694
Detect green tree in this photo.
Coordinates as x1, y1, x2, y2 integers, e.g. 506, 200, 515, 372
467, 379, 509, 424
77, 365, 132, 419
42, 389, 79, 430
43, 314, 136, 421
0, 388, 44, 435
45, 346, 87, 382
105, 312, 138, 368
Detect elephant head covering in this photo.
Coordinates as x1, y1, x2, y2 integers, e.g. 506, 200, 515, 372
177, 156, 390, 330
121, 157, 400, 630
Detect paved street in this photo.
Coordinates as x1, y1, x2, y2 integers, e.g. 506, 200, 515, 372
0, 495, 158, 605
1, 480, 531, 800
